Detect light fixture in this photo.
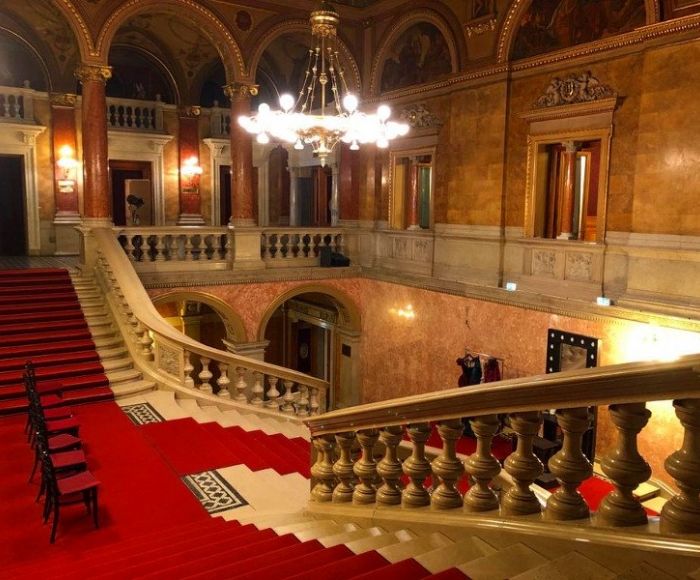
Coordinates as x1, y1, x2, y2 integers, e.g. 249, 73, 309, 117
505, 282, 517, 292
596, 296, 612, 307
181, 156, 203, 193
238, 2, 409, 167
56, 145, 78, 179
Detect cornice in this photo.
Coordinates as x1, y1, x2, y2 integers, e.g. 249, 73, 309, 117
519, 97, 619, 124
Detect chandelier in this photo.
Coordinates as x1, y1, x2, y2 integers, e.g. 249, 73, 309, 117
238, 3, 409, 166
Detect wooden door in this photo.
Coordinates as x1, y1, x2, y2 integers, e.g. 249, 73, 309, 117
0, 155, 26, 255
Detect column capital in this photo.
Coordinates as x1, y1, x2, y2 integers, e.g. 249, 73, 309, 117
75, 64, 112, 84
50, 92, 78, 108
223, 81, 259, 99
179, 105, 201, 118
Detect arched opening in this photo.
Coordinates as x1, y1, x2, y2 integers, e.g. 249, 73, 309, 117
259, 287, 361, 410
107, 45, 177, 104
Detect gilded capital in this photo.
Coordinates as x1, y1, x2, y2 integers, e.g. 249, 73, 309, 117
75, 64, 112, 84
50, 93, 78, 107
223, 82, 259, 99
179, 105, 201, 118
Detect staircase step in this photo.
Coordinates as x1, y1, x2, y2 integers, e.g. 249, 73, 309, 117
378, 532, 454, 563
0, 291, 77, 304
234, 543, 355, 580
319, 526, 387, 548
0, 318, 87, 335
101, 358, 132, 373
346, 529, 418, 555
352, 558, 431, 580
511, 551, 616, 580
0, 349, 100, 373
107, 368, 142, 384
0, 308, 83, 325
0, 300, 80, 315
415, 537, 498, 573
0, 283, 75, 295
424, 570, 469, 580
458, 543, 548, 580
0, 328, 93, 347
617, 561, 677, 580
111, 379, 156, 398
0, 339, 96, 360
0, 361, 104, 386
89, 325, 116, 339
94, 335, 122, 348
98, 345, 128, 360
294, 522, 358, 542
0, 267, 70, 278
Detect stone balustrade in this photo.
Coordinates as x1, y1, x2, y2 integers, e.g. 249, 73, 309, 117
210, 106, 231, 137
116, 227, 230, 269
107, 97, 164, 132
261, 228, 343, 266
306, 355, 700, 537
0, 84, 34, 123
90, 227, 329, 418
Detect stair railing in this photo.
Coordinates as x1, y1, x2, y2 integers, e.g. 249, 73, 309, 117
88, 227, 329, 417
305, 354, 700, 538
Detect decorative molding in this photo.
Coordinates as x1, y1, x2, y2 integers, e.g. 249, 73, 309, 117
74, 64, 112, 84
157, 343, 181, 378
520, 97, 618, 124
182, 470, 248, 514
179, 105, 201, 118
535, 72, 615, 108
434, 224, 503, 239
606, 231, 700, 252
50, 93, 78, 108
399, 103, 443, 129
532, 250, 556, 277
223, 82, 259, 99
465, 17, 497, 38
566, 253, 594, 281
121, 402, 165, 425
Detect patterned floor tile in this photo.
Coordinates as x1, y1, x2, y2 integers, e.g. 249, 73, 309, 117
182, 470, 249, 514
121, 402, 166, 425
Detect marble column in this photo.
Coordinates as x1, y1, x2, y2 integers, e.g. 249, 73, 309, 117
406, 156, 420, 230
50, 93, 81, 254
224, 82, 258, 227
289, 167, 299, 226
557, 142, 579, 240
75, 64, 112, 226
331, 164, 339, 227
177, 106, 205, 225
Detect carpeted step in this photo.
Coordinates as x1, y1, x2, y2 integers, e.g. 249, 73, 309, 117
0, 361, 105, 387
352, 558, 432, 580
0, 291, 77, 304
0, 308, 84, 325
0, 276, 73, 287
0, 328, 94, 347
0, 300, 81, 315
200, 422, 269, 471
0, 338, 96, 360
140, 533, 301, 580
0, 371, 108, 400
235, 543, 357, 580
0, 350, 100, 373
0, 283, 75, 296
0, 318, 88, 336
287, 549, 391, 580
423, 569, 469, 580
227, 426, 302, 474
0, 267, 70, 278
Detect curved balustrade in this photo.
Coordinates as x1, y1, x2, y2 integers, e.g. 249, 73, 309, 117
90, 228, 328, 417
305, 354, 700, 537
261, 228, 343, 265
116, 227, 230, 266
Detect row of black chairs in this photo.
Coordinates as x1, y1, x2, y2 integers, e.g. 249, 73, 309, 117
24, 362, 100, 543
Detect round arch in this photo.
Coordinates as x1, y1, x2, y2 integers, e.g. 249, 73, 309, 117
152, 291, 248, 342
0, 26, 52, 92
108, 43, 182, 104
247, 20, 362, 94
257, 283, 362, 341
369, 9, 462, 96
94, 0, 245, 83
53, 0, 97, 62
497, 0, 661, 64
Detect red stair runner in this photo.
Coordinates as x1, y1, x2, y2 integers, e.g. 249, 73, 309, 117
0, 268, 112, 414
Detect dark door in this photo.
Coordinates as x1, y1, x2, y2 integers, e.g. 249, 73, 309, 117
298, 176, 313, 227
219, 165, 232, 225
109, 160, 151, 226
0, 155, 26, 255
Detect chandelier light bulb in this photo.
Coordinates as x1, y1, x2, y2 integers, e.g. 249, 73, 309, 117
279, 93, 295, 112
258, 103, 271, 115
377, 137, 389, 149
294, 139, 304, 150
257, 133, 270, 144
342, 93, 358, 113
377, 105, 391, 122
350, 140, 359, 151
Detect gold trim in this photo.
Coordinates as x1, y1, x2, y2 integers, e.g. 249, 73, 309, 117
74, 64, 112, 84
520, 97, 618, 123
50, 93, 78, 107
179, 106, 201, 118
223, 82, 259, 98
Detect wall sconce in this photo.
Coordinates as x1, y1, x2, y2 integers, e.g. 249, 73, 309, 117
181, 156, 203, 193
390, 304, 416, 320
56, 145, 78, 193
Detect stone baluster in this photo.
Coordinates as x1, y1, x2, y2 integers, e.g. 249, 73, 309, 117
597, 403, 651, 527
250, 372, 264, 406
377, 425, 404, 506
125, 236, 135, 261
353, 429, 379, 505
217, 363, 231, 398
139, 324, 154, 360
402, 423, 433, 507
154, 235, 166, 261
260, 233, 269, 259
198, 357, 213, 393
431, 419, 466, 509
224, 233, 232, 262
464, 414, 502, 512
502, 412, 544, 516
310, 435, 336, 502
265, 376, 280, 409
296, 385, 309, 417
546, 408, 593, 521
661, 399, 700, 534
332, 431, 356, 503
165, 235, 175, 261
184, 235, 194, 261
235, 367, 248, 402
272, 235, 281, 260
309, 387, 320, 416
183, 351, 195, 389
281, 380, 296, 414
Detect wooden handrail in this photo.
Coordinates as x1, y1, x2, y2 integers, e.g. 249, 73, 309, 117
306, 354, 700, 436
93, 227, 329, 391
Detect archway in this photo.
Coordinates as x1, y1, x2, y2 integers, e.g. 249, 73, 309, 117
258, 285, 361, 410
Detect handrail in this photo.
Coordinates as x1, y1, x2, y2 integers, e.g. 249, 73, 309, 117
91, 227, 329, 414
306, 354, 700, 435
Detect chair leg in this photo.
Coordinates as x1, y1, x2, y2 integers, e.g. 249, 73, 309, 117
28, 453, 39, 483
50, 499, 59, 543
36, 475, 46, 503
83, 490, 91, 514
92, 489, 99, 529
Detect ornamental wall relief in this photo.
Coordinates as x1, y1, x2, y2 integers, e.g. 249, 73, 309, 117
532, 250, 556, 277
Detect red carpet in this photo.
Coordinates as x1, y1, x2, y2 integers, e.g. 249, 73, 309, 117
0, 268, 112, 414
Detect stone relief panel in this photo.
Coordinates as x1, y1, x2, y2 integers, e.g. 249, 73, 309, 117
532, 250, 556, 277
536, 71, 616, 108
393, 237, 410, 259
413, 238, 433, 262
157, 343, 181, 378
565, 252, 593, 281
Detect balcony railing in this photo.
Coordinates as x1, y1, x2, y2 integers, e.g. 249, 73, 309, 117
210, 106, 231, 138
261, 228, 344, 267
107, 97, 164, 132
0, 85, 34, 123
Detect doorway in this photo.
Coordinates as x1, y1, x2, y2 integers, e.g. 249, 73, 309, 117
297, 166, 332, 227
109, 160, 153, 226
0, 155, 26, 255
219, 165, 232, 225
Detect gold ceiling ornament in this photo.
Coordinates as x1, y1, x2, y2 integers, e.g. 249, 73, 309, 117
238, 1, 409, 167
223, 82, 259, 99
536, 71, 616, 108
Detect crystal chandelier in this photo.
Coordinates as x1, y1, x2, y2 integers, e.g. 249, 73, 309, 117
238, 2, 409, 167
